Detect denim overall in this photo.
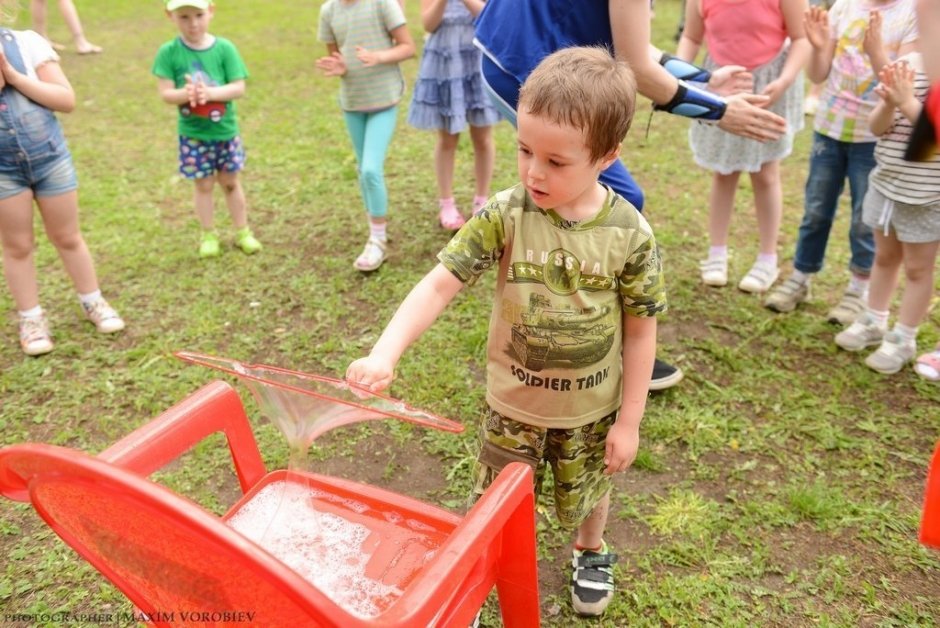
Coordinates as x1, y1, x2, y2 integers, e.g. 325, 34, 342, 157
0, 28, 73, 199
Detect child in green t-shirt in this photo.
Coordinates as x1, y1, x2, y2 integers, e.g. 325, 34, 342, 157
152, 0, 261, 259
347, 47, 666, 618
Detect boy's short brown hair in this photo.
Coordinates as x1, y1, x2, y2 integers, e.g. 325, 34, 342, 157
518, 46, 636, 163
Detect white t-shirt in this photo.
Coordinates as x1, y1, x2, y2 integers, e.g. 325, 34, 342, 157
4, 29, 59, 79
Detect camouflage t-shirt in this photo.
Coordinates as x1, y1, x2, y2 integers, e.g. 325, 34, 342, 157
438, 183, 667, 429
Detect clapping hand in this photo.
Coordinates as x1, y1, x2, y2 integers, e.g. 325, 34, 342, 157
184, 74, 209, 108
354, 46, 383, 67
874, 60, 915, 108
315, 51, 347, 77
863, 10, 884, 61
803, 6, 829, 50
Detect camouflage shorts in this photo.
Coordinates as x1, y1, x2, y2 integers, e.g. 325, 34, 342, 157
469, 406, 616, 528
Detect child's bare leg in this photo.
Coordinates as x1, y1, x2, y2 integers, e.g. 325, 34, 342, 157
194, 177, 216, 230
749, 160, 782, 257
575, 491, 610, 550
58, 0, 101, 53
469, 124, 495, 200
896, 240, 940, 327
708, 171, 740, 248
217, 171, 247, 229
434, 130, 459, 200
867, 230, 903, 312
30, 1, 54, 44
37, 191, 98, 295
0, 191, 41, 311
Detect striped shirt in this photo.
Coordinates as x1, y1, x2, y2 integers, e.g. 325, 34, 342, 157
318, 0, 406, 111
870, 53, 940, 206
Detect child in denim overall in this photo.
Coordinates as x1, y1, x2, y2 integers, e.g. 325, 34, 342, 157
0, 26, 124, 356
153, 0, 262, 259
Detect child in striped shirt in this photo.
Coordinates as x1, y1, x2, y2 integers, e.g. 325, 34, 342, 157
834, 53, 940, 376
317, 0, 415, 272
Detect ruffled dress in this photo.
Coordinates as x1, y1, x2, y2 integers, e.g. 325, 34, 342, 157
407, 0, 501, 134
689, 45, 804, 174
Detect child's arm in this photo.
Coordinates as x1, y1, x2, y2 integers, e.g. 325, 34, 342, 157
604, 314, 656, 475
0, 53, 74, 113
803, 5, 835, 84
460, 0, 487, 17
355, 23, 416, 67
762, 0, 811, 106
870, 60, 920, 136
346, 263, 464, 392
675, 0, 702, 63
420, 0, 447, 32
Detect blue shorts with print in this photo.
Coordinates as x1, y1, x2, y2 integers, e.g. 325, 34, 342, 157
178, 135, 245, 179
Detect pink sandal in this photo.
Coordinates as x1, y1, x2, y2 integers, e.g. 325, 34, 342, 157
438, 204, 466, 231
914, 348, 940, 381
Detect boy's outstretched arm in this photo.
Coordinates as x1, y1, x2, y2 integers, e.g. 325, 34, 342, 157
346, 263, 464, 392
604, 314, 656, 475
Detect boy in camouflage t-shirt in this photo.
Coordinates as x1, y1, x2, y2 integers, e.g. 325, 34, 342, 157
346, 47, 666, 618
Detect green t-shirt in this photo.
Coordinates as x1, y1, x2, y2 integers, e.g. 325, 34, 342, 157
438, 184, 667, 429
152, 36, 248, 141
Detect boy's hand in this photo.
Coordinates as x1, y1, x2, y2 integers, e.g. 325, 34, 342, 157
346, 355, 395, 393
603, 421, 639, 475
803, 6, 829, 50
183, 74, 206, 108
315, 51, 347, 77
355, 46, 382, 67
708, 65, 754, 96
863, 10, 884, 61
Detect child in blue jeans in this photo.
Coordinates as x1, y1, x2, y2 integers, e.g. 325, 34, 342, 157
0, 20, 124, 356
765, 0, 917, 324
153, 0, 262, 259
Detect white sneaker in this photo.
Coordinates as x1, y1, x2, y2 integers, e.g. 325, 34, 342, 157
700, 257, 727, 287
19, 314, 54, 356
827, 288, 867, 326
834, 313, 885, 352
82, 297, 126, 333
738, 262, 779, 293
865, 332, 916, 374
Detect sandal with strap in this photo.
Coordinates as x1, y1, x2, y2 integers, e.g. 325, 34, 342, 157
914, 348, 940, 381
438, 204, 466, 231
353, 237, 387, 272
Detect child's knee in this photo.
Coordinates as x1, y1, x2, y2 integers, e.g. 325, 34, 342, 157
359, 167, 384, 190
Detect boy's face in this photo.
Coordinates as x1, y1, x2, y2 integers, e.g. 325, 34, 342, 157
168, 5, 214, 46
516, 109, 618, 217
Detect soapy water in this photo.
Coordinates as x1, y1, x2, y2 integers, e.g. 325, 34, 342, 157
174, 352, 462, 613
227, 480, 437, 618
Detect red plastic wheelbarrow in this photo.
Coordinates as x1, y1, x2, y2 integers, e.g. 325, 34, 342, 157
0, 354, 541, 627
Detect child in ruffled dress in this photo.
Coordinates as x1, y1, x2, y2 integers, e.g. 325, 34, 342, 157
407, 0, 500, 230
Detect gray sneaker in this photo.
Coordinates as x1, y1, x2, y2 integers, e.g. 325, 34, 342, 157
865, 331, 916, 374
764, 277, 810, 313
835, 313, 885, 352
827, 288, 866, 326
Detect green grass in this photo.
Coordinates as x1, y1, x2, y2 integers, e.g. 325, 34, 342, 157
1, 1, 939, 626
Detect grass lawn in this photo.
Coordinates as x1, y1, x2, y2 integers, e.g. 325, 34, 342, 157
1, 0, 938, 625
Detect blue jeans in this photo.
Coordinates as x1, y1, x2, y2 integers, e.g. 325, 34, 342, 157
343, 105, 398, 219
480, 56, 645, 211
794, 133, 876, 276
